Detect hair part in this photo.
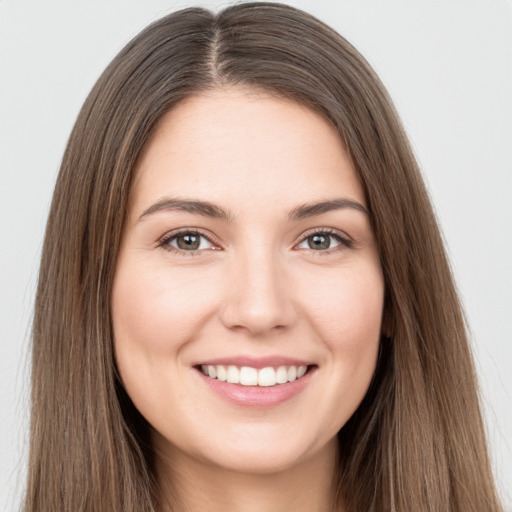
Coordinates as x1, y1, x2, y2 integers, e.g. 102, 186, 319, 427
26, 3, 502, 511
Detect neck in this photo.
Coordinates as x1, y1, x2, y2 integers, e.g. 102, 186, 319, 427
154, 437, 341, 512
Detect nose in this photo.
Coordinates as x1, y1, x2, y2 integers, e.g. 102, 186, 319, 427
219, 246, 297, 336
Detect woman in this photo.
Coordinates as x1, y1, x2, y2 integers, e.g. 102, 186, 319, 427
24, 3, 503, 511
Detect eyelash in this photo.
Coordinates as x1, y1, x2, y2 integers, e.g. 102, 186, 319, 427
297, 228, 353, 253
158, 228, 219, 255
158, 227, 352, 255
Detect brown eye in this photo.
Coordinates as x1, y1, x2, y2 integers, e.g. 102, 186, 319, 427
163, 232, 214, 252
296, 231, 350, 252
307, 234, 332, 250
176, 234, 201, 250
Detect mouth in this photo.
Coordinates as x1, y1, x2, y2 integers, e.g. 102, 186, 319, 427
193, 358, 317, 407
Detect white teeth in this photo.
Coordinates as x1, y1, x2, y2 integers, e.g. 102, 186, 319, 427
258, 367, 276, 386
200, 364, 309, 387
240, 366, 258, 386
226, 365, 240, 384
276, 366, 288, 384
216, 365, 227, 381
297, 365, 307, 378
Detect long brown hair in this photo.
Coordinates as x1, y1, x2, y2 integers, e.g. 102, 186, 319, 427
25, 3, 502, 511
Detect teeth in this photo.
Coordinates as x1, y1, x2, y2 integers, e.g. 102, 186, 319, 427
276, 366, 288, 384
297, 365, 307, 378
227, 365, 240, 384
200, 364, 309, 387
216, 365, 227, 381
258, 367, 276, 386
240, 366, 258, 386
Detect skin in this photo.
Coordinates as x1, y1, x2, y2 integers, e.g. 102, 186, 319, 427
111, 87, 385, 512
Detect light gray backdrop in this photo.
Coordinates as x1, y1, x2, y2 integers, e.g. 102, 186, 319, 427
1, 0, 511, 510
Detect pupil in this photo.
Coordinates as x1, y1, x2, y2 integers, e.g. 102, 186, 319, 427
309, 234, 330, 250
178, 234, 200, 250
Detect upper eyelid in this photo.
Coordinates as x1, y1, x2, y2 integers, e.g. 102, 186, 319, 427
296, 227, 352, 243
299, 226, 348, 236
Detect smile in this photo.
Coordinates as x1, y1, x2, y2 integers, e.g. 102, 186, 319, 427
195, 359, 316, 408
200, 364, 308, 387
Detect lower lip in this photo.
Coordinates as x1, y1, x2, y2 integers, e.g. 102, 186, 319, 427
196, 367, 315, 408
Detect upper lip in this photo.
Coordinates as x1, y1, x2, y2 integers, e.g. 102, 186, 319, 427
194, 356, 314, 369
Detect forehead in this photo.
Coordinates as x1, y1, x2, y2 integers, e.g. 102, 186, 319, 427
130, 87, 365, 217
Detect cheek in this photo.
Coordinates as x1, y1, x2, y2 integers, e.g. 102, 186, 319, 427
111, 259, 218, 357
314, 275, 383, 435
306, 265, 384, 347
302, 264, 384, 406
110, 259, 218, 424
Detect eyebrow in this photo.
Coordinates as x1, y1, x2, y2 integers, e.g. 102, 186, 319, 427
139, 197, 234, 222
138, 196, 368, 222
288, 198, 369, 220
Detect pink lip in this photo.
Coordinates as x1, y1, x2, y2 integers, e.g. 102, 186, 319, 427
194, 356, 313, 369
195, 365, 316, 408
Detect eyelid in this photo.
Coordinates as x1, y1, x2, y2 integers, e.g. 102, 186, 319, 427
157, 228, 222, 253
294, 227, 353, 250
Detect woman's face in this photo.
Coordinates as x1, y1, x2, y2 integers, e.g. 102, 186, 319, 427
112, 88, 384, 475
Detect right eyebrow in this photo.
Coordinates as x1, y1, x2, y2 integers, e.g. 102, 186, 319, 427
138, 197, 234, 222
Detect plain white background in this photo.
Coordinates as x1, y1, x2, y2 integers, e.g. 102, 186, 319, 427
1, 0, 511, 509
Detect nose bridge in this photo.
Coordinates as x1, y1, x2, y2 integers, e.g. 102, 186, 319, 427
221, 241, 295, 335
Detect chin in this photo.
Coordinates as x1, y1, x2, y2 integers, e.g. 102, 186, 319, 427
181, 424, 337, 476
208, 447, 307, 475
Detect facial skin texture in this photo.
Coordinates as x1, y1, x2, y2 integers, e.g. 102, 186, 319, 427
112, 88, 385, 511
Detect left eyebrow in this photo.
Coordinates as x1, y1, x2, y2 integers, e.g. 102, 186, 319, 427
288, 198, 369, 221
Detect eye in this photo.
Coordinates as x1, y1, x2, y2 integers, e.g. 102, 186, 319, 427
295, 230, 351, 251
160, 230, 217, 252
